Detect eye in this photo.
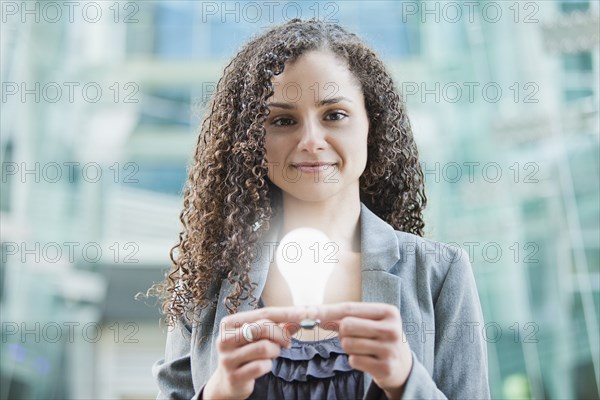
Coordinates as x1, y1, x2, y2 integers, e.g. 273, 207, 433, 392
271, 117, 295, 127
325, 111, 348, 121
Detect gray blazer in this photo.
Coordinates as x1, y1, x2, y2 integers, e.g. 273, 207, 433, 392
153, 203, 491, 399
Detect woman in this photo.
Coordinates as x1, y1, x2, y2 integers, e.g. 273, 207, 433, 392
150, 19, 490, 400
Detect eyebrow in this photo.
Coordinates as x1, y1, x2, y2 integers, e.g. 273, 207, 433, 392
267, 96, 353, 110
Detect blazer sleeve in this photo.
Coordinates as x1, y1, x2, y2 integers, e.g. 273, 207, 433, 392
400, 248, 491, 399
152, 317, 205, 400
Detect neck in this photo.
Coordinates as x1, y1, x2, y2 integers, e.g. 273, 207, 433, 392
278, 193, 362, 253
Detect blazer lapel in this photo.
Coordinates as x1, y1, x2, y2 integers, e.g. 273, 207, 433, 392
359, 203, 403, 397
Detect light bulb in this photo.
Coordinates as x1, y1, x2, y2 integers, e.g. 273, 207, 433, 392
275, 227, 336, 328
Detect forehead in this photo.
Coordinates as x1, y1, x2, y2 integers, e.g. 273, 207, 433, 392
269, 50, 363, 101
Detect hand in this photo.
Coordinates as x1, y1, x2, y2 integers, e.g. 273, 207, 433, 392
314, 302, 413, 399
203, 306, 305, 400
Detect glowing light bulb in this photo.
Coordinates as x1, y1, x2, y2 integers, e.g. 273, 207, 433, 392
275, 228, 336, 319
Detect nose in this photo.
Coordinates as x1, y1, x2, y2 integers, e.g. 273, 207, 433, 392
297, 118, 327, 153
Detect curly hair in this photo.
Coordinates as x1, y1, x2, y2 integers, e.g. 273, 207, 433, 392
148, 18, 427, 326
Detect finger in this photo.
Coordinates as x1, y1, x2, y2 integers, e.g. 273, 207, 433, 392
338, 317, 401, 341
221, 306, 308, 329
220, 339, 281, 370
348, 354, 391, 377
314, 302, 400, 324
317, 320, 342, 332
228, 358, 273, 382
340, 336, 390, 358
218, 319, 292, 351
279, 321, 302, 339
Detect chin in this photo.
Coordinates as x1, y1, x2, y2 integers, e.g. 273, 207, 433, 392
285, 189, 339, 204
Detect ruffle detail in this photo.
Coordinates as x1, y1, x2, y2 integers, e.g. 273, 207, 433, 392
272, 336, 354, 382
279, 336, 345, 360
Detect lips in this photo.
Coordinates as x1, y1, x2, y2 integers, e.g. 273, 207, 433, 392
292, 162, 336, 167
291, 162, 337, 174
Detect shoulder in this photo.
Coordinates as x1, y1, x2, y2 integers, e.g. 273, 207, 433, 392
390, 230, 473, 302
394, 230, 467, 266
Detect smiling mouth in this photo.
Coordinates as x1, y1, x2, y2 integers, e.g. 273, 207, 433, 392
292, 163, 337, 173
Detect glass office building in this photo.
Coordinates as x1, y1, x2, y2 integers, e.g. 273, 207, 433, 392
1, 1, 598, 398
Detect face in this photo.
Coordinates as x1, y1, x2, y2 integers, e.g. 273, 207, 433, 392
264, 50, 369, 204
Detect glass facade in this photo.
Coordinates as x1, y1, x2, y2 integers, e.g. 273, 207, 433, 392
1, 1, 598, 398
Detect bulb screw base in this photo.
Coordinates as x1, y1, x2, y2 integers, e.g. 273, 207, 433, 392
299, 318, 320, 329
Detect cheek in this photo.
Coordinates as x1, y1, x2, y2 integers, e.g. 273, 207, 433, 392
264, 138, 286, 173
264, 137, 276, 162
355, 127, 369, 171
265, 135, 291, 160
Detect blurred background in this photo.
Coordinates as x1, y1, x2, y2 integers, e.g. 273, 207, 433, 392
0, 0, 598, 399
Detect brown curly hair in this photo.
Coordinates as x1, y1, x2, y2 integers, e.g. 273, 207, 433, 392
149, 18, 427, 325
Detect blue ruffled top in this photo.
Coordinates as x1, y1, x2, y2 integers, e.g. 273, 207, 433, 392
248, 299, 364, 399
